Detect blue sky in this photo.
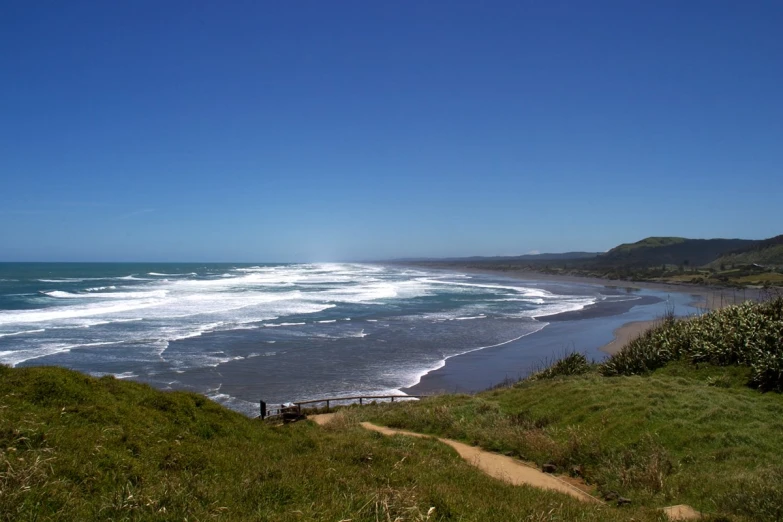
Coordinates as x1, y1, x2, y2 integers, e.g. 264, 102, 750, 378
1, 1, 781, 262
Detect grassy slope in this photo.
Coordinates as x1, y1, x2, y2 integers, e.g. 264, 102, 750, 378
609, 237, 688, 252
712, 242, 783, 268
358, 365, 783, 521
2, 365, 663, 522
358, 300, 783, 521
598, 237, 755, 268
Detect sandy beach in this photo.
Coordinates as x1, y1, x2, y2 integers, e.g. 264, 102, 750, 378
598, 320, 657, 355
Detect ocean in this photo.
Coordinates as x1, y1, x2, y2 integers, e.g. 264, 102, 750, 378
0, 263, 699, 416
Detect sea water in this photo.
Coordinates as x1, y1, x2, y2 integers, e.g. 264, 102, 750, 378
0, 263, 691, 415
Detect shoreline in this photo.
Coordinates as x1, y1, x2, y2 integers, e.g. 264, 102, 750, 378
598, 320, 657, 356
406, 264, 761, 311
401, 266, 760, 396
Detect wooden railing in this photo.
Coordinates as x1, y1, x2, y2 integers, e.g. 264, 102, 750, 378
259, 394, 426, 420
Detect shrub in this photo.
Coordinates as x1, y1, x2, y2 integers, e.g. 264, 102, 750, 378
531, 352, 592, 380
600, 298, 783, 391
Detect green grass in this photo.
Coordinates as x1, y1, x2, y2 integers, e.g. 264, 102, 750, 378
735, 272, 783, 285
356, 364, 783, 521
355, 299, 783, 521
2, 365, 673, 521
609, 237, 687, 252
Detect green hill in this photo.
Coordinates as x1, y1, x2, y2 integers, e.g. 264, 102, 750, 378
608, 236, 688, 252
598, 237, 755, 268
710, 235, 783, 268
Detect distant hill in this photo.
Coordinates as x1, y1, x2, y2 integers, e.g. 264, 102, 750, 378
596, 237, 756, 268
388, 252, 598, 263
710, 235, 783, 268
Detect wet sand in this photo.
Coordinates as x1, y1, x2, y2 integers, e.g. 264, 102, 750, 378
403, 267, 761, 396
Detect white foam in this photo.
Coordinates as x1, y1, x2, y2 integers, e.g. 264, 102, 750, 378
419, 278, 550, 297
0, 328, 46, 338
38, 277, 108, 283
0, 340, 124, 367
42, 289, 167, 299
148, 272, 197, 277
522, 297, 596, 319
0, 300, 161, 325
317, 320, 337, 324
265, 322, 306, 327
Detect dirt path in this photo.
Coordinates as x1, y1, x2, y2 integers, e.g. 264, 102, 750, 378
309, 413, 704, 519
309, 413, 599, 502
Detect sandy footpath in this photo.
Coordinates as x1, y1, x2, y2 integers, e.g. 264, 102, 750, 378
309, 413, 703, 519
309, 413, 599, 502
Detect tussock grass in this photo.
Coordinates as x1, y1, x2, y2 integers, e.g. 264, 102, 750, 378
530, 352, 594, 380
601, 297, 783, 391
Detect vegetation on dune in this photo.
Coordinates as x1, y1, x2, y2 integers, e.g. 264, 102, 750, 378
601, 297, 783, 391
357, 298, 783, 521
530, 352, 594, 380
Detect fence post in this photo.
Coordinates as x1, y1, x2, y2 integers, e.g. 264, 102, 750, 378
391, 396, 395, 403
259, 400, 266, 420
326, 400, 330, 412
359, 398, 363, 405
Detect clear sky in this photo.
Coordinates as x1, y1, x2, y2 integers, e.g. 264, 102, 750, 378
1, 1, 781, 262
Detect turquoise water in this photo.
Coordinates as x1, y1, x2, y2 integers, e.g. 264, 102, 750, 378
0, 263, 697, 415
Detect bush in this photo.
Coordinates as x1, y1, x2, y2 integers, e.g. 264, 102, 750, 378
600, 298, 783, 391
531, 352, 593, 380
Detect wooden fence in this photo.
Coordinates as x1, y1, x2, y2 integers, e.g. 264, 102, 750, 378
259, 394, 425, 420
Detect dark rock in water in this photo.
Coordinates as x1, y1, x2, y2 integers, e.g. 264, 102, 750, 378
603, 491, 619, 501
542, 463, 557, 473
617, 497, 632, 506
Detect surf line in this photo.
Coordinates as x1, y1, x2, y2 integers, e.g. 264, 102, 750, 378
405, 326, 548, 390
